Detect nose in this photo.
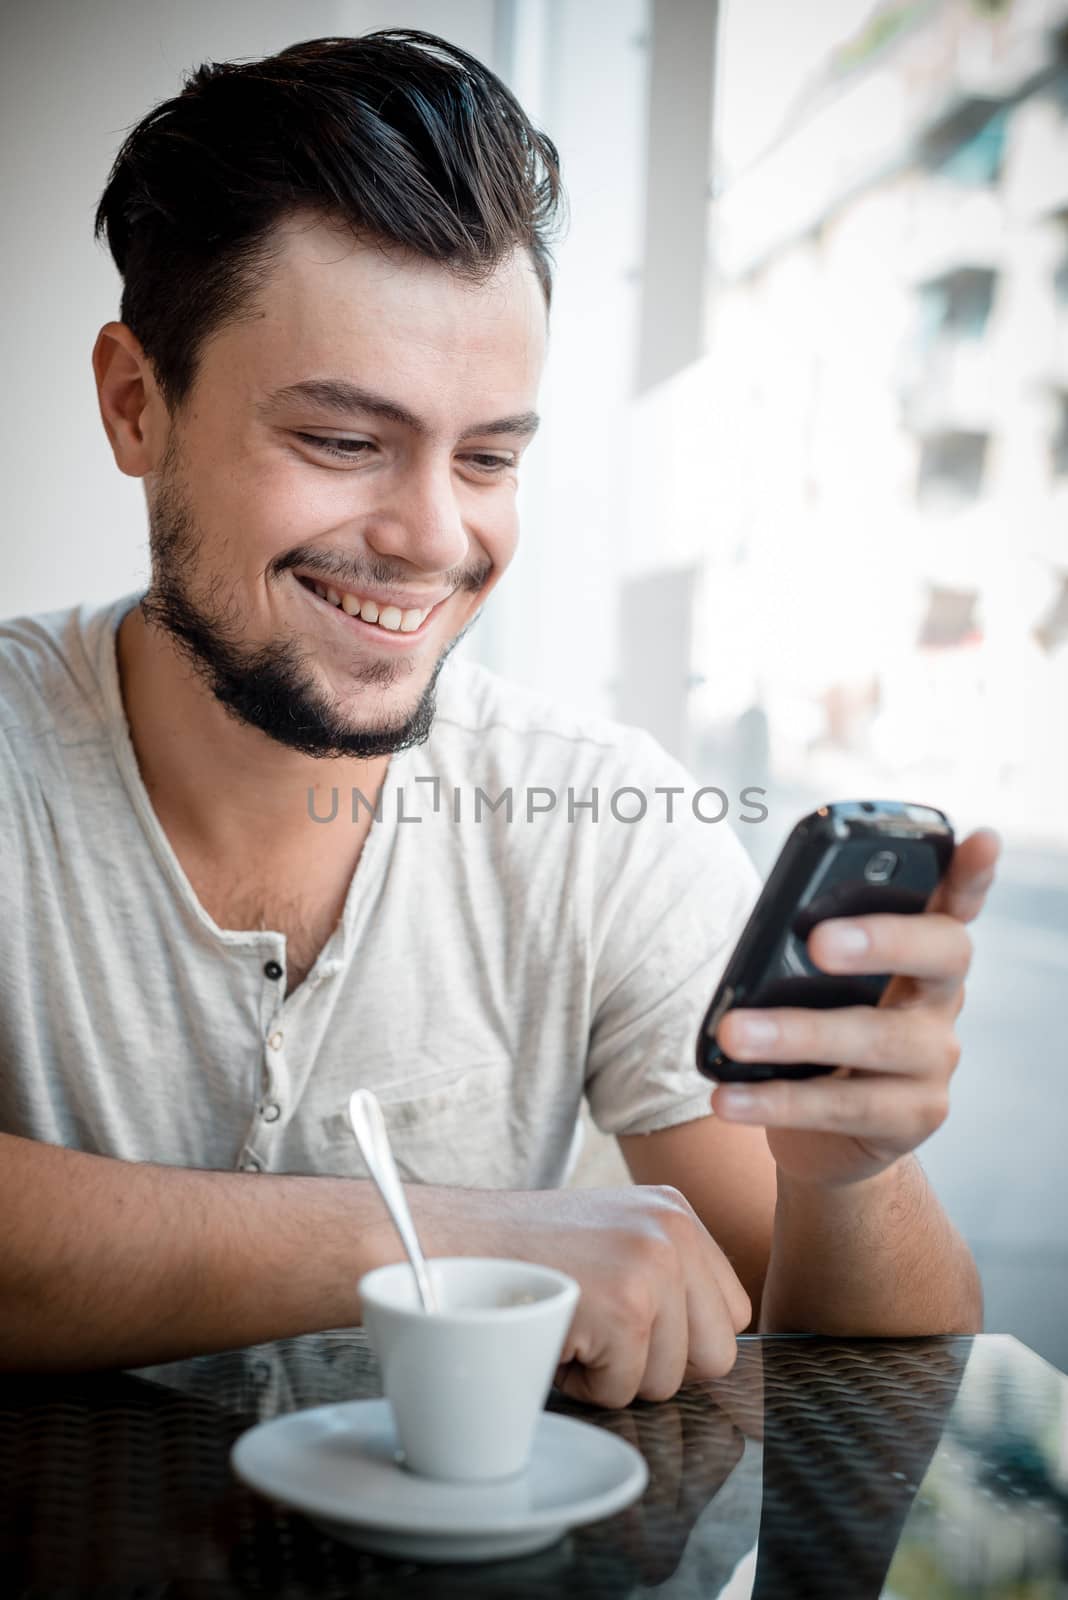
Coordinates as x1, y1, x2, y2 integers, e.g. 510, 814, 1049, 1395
364, 456, 470, 575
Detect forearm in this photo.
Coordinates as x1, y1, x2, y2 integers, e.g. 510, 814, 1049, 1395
758, 1153, 983, 1336
0, 1132, 457, 1371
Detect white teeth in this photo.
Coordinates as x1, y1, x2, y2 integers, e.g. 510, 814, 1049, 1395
307, 578, 430, 632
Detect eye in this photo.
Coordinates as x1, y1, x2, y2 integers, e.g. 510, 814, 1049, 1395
295, 433, 372, 460
295, 433, 517, 475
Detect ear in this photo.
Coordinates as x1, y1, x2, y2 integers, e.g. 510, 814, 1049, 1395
92, 321, 168, 478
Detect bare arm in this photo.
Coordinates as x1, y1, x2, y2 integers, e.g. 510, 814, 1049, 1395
758, 1155, 983, 1336
0, 1132, 751, 1404
0, 1132, 418, 1371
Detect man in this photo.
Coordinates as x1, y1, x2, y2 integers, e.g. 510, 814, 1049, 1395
0, 30, 997, 1407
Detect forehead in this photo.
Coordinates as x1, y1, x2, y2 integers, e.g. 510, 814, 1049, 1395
212, 215, 548, 403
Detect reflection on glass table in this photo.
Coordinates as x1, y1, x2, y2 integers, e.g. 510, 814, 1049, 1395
1, 1331, 1065, 1597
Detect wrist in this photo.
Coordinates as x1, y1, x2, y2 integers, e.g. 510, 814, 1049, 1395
775, 1151, 914, 1203
400, 1182, 521, 1260
772, 1155, 927, 1252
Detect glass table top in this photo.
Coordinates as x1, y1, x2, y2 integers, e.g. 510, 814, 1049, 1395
1, 1330, 1065, 1596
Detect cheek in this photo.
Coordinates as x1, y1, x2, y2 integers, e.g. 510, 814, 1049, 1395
213, 456, 336, 565
481, 501, 520, 568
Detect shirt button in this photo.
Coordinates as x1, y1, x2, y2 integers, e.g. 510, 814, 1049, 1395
261, 1102, 281, 1123
268, 1031, 284, 1051
264, 960, 283, 981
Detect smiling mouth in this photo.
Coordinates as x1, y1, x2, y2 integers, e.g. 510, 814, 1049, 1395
295, 574, 447, 643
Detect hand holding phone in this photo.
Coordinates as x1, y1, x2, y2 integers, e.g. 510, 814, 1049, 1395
696, 800, 955, 1083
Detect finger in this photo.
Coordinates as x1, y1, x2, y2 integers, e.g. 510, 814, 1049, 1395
556, 1310, 652, 1411
692, 1221, 753, 1337
634, 1204, 746, 1389
682, 1269, 745, 1383
714, 1070, 951, 1142
556, 1348, 648, 1411
717, 1001, 956, 1077
926, 828, 1001, 925
806, 910, 973, 993
637, 1284, 690, 1403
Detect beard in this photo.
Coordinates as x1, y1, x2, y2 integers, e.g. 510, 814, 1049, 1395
139, 439, 488, 760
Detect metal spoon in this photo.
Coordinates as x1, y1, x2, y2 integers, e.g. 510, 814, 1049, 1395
348, 1088, 438, 1314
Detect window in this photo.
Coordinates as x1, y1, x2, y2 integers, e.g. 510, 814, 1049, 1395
916, 267, 998, 348
1054, 255, 1068, 304
916, 585, 981, 648
920, 101, 1009, 186
1048, 64, 1068, 121
1033, 574, 1068, 654
1051, 213, 1068, 304
916, 431, 989, 508
1051, 393, 1068, 479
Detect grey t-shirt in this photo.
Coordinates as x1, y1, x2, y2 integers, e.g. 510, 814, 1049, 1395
0, 592, 760, 1187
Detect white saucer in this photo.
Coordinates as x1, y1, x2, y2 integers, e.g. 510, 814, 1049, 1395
231, 1397, 647, 1563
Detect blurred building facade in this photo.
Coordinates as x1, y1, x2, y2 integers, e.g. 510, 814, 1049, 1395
675, 0, 1068, 845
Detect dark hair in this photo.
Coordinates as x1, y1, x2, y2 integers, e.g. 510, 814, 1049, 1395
93, 30, 565, 415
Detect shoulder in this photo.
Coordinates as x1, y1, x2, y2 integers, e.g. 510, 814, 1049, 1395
430, 656, 761, 918
432, 656, 636, 752
0, 594, 132, 746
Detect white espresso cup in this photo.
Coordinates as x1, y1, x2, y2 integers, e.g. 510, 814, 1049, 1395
358, 1256, 580, 1483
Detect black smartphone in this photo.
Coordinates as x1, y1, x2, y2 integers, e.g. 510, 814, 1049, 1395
696, 800, 955, 1083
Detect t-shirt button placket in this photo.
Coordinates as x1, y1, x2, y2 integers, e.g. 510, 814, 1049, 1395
259, 1028, 287, 1146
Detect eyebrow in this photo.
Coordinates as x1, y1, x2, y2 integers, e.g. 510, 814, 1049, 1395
256, 378, 541, 443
